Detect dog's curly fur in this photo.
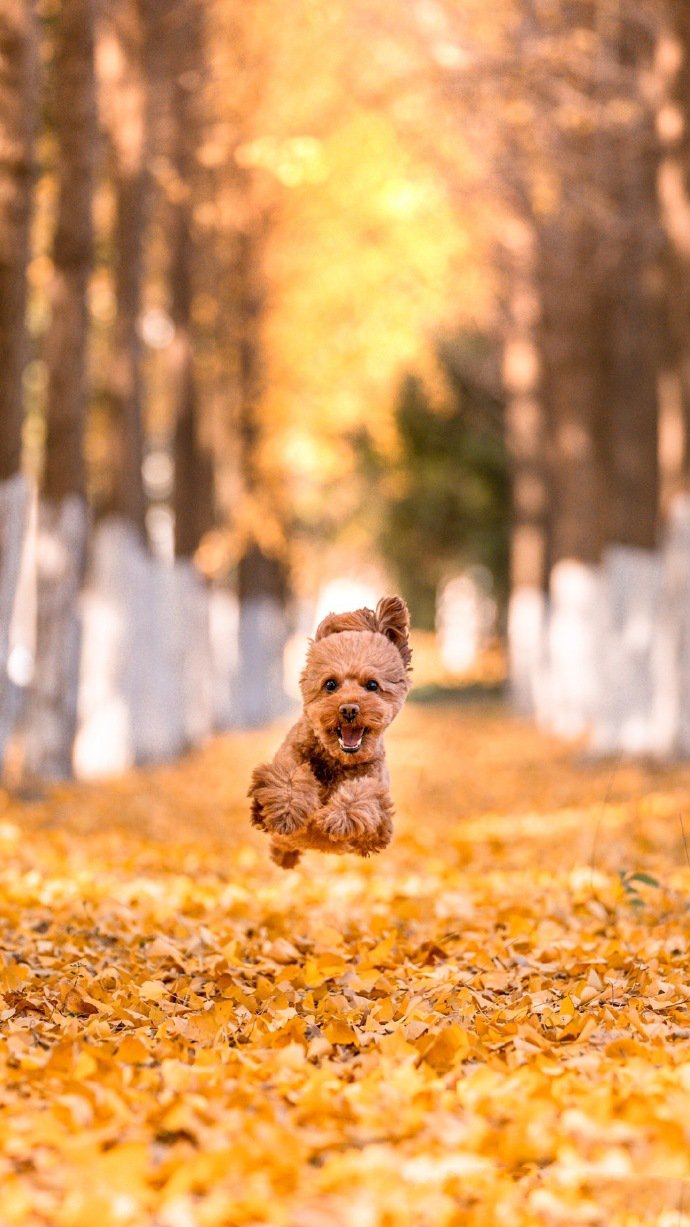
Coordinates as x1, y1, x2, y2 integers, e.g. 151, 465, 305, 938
249, 596, 412, 868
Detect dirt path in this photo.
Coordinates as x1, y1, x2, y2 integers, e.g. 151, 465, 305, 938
1, 705, 690, 1226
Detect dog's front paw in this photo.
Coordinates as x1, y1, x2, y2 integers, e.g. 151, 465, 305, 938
269, 810, 304, 836
352, 818, 393, 857
315, 779, 394, 852
318, 806, 361, 841
249, 761, 319, 836
316, 780, 378, 843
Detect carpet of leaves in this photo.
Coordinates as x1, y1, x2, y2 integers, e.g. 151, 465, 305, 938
2, 704, 690, 1226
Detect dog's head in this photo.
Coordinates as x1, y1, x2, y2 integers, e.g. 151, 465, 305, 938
300, 596, 412, 765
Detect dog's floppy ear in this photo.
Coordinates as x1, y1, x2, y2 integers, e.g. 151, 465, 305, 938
375, 596, 412, 671
314, 607, 379, 640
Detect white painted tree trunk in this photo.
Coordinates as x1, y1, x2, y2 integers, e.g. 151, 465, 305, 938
75, 519, 140, 775
507, 584, 549, 718
209, 587, 238, 730
172, 559, 213, 747
507, 504, 690, 758
23, 496, 88, 779
590, 546, 662, 756
234, 596, 289, 727
650, 498, 690, 757
74, 518, 218, 777
75, 520, 182, 775
545, 560, 602, 737
0, 474, 33, 770
126, 544, 187, 765
436, 571, 496, 674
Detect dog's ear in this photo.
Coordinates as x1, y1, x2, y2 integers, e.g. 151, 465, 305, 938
314, 607, 379, 640
313, 596, 412, 672
375, 596, 412, 671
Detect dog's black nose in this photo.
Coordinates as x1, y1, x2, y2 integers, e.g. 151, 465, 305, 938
339, 703, 359, 723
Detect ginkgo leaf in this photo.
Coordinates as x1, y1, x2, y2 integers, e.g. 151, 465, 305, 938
59, 986, 100, 1017
139, 980, 167, 1001
324, 1020, 358, 1046
117, 1034, 150, 1063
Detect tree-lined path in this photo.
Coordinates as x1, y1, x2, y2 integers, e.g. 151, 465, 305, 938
1, 704, 690, 1226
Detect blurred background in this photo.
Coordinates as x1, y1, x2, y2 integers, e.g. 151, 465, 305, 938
2, 0, 690, 781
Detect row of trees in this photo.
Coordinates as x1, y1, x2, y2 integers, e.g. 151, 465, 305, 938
0, 0, 470, 780
365, 0, 690, 753
491, 0, 690, 752
4, 0, 690, 778
0, 0, 247, 776
0, 0, 219, 777
345, 0, 690, 753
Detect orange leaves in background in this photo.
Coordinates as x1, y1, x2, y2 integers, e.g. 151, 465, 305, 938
1, 706, 690, 1224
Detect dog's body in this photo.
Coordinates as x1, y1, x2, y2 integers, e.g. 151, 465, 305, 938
249, 597, 412, 868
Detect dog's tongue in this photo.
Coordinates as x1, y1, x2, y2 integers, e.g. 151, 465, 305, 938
341, 724, 363, 748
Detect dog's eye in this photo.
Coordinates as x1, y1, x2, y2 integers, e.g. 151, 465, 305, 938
364, 679, 379, 692
323, 678, 338, 692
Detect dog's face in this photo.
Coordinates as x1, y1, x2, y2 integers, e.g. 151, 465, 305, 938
300, 597, 411, 766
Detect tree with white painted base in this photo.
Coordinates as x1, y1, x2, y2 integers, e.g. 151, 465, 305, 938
0, 1, 37, 774
24, 0, 96, 780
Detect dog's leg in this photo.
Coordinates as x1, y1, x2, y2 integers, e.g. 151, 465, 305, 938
315, 777, 394, 856
248, 759, 320, 836
269, 840, 302, 869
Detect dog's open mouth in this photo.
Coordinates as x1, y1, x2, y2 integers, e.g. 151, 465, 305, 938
337, 725, 366, 753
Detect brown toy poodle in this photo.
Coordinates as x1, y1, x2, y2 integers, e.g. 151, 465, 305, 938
249, 596, 412, 868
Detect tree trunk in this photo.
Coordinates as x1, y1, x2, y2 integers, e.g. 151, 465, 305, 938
653, 496, 690, 757
169, 0, 215, 748
78, 0, 180, 774
592, 18, 664, 755
232, 221, 290, 727
603, 262, 661, 550
0, 1, 34, 483
98, 0, 151, 535
236, 542, 289, 727
645, 7, 690, 758
0, 1, 36, 773
501, 223, 550, 717
656, 4, 690, 506
24, 0, 95, 780
170, 0, 214, 563
538, 222, 605, 735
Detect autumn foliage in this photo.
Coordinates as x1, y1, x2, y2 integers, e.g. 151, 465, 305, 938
1, 705, 690, 1225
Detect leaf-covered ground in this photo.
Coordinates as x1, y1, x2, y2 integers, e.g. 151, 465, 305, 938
2, 703, 690, 1226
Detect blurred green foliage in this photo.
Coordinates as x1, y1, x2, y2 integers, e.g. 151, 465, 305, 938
358, 338, 509, 629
